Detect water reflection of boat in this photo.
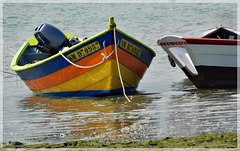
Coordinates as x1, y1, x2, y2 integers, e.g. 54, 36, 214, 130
23, 95, 149, 141
11, 17, 155, 96
158, 26, 239, 88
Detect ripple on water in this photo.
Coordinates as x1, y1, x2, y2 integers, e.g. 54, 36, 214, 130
3, 3, 237, 144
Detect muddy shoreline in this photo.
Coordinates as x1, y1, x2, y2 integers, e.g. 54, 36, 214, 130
3, 133, 237, 149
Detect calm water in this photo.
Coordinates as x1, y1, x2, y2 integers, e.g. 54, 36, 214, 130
3, 3, 238, 144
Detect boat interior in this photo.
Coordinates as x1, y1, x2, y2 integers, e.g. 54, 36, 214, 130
202, 27, 239, 39
17, 46, 49, 66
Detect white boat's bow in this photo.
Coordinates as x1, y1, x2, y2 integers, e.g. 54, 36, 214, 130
157, 36, 198, 76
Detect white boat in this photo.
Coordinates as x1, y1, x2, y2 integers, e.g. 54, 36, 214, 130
157, 26, 239, 88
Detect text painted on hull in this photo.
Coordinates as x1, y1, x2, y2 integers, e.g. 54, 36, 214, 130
120, 39, 142, 57
159, 41, 187, 46
67, 41, 101, 62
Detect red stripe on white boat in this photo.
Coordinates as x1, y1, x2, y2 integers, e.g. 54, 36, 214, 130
182, 38, 238, 45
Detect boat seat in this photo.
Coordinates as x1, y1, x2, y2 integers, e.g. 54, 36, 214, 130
24, 52, 49, 63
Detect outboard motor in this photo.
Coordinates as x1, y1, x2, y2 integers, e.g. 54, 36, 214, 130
34, 23, 80, 56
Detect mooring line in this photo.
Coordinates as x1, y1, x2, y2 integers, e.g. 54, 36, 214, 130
113, 27, 131, 103
0, 37, 17, 57
0, 71, 17, 76
59, 40, 118, 69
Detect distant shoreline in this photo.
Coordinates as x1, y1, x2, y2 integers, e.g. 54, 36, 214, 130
3, 132, 237, 149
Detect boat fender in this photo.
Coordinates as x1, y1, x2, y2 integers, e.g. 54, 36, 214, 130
168, 55, 176, 67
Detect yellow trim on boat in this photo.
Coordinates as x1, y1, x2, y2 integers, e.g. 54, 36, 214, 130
32, 60, 141, 94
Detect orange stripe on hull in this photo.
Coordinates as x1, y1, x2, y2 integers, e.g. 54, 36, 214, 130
117, 47, 148, 78
24, 45, 147, 91
32, 60, 141, 94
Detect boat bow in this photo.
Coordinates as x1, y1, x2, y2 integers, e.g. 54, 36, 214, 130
157, 36, 198, 76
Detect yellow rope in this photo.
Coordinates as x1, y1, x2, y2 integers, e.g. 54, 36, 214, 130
113, 27, 131, 103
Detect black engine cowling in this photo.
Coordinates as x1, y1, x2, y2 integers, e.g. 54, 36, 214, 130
34, 23, 68, 55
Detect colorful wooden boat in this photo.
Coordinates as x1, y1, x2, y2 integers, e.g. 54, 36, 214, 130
157, 26, 239, 88
11, 17, 156, 96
